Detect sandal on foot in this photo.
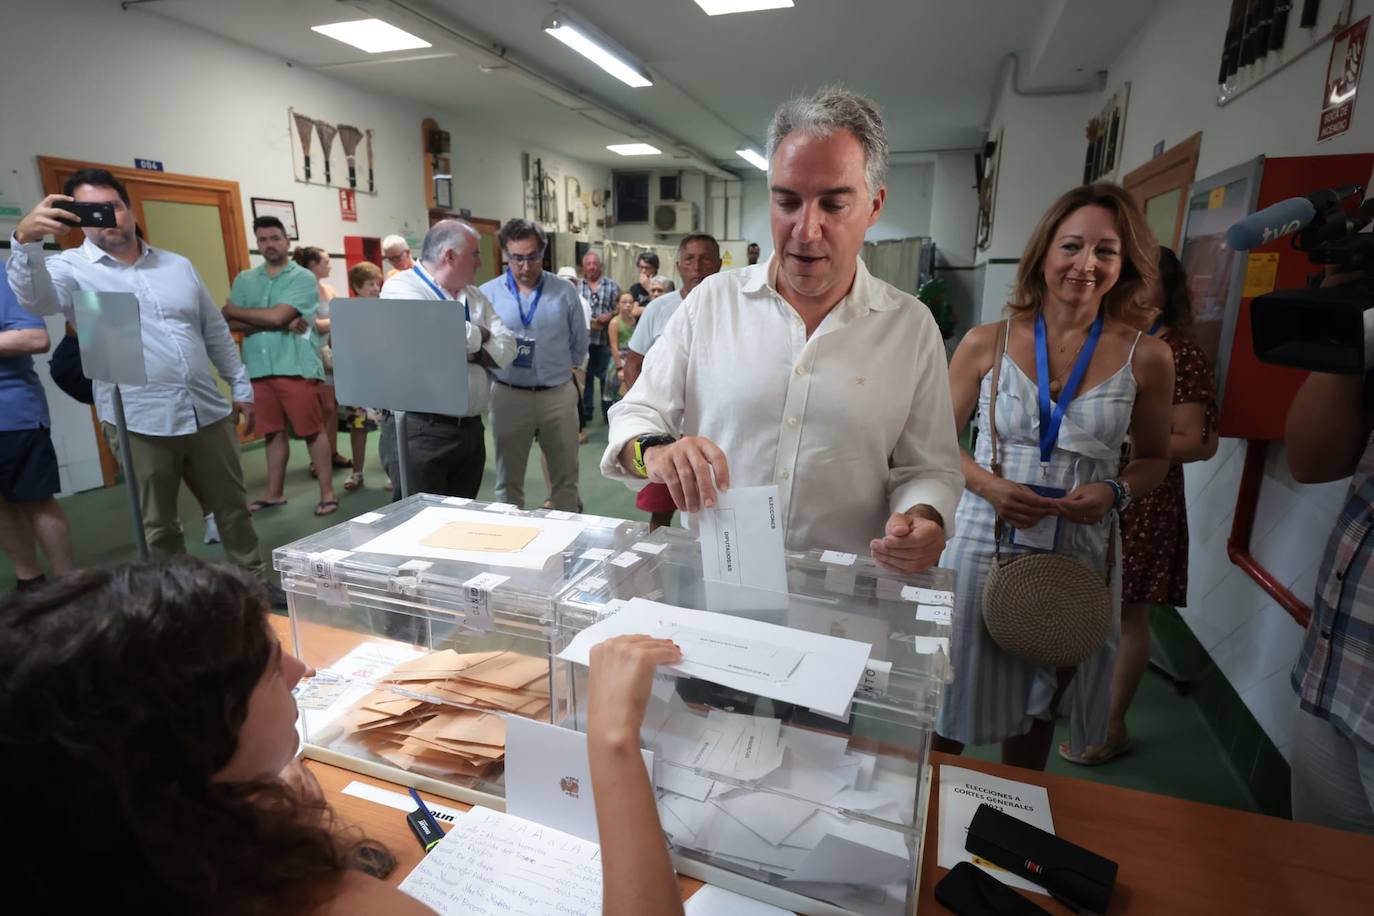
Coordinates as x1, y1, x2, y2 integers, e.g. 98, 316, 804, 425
1058, 738, 1132, 766
249, 499, 287, 513
314, 499, 340, 517
344, 471, 365, 491
332, 454, 354, 469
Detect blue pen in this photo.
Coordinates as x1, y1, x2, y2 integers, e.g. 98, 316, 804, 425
407, 787, 445, 852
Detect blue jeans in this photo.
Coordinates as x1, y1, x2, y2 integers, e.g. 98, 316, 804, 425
584, 343, 612, 423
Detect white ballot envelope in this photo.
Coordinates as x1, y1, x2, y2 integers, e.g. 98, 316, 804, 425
695, 486, 788, 596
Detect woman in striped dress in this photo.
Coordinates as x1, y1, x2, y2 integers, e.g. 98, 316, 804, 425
935, 184, 1175, 770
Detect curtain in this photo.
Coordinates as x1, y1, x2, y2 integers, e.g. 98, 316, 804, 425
601, 240, 680, 290
861, 237, 931, 296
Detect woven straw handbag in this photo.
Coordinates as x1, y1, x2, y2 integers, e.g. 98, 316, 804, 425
980, 321, 1114, 669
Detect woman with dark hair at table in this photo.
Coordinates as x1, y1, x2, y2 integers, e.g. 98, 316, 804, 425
0, 558, 684, 915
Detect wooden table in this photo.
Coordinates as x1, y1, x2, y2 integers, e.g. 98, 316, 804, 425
919, 753, 1374, 914
275, 617, 1374, 914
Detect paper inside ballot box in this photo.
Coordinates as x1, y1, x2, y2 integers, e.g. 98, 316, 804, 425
420, 520, 541, 553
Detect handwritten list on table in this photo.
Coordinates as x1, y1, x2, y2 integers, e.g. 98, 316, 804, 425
398, 805, 603, 915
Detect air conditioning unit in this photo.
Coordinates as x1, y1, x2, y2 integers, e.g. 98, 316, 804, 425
654, 201, 698, 233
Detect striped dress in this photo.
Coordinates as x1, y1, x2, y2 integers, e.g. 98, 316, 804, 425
936, 330, 1141, 755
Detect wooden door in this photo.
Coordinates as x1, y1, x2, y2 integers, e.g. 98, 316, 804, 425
37, 157, 252, 485
1122, 133, 1203, 250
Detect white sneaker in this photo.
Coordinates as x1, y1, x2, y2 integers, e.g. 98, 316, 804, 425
203, 512, 221, 544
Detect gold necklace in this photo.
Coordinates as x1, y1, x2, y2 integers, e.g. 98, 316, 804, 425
1047, 331, 1090, 398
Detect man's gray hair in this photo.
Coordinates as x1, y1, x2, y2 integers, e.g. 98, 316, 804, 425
650, 275, 673, 290
582, 249, 603, 263
765, 86, 888, 195
381, 233, 408, 254
419, 220, 478, 263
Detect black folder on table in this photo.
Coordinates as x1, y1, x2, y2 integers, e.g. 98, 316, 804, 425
966, 803, 1118, 915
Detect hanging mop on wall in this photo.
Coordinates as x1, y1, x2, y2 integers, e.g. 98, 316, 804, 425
315, 121, 338, 185
292, 111, 316, 182
365, 129, 375, 193
338, 125, 364, 190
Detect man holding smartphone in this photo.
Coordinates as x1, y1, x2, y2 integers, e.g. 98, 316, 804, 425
6, 169, 278, 601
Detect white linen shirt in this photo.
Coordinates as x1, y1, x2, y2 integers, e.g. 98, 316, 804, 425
379, 267, 515, 417
602, 257, 964, 554
6, 235, 252, 437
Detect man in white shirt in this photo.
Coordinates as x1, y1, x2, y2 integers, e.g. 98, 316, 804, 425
7, 169, 273, 591
380, 219, 514, 500
603, 88, 964, 574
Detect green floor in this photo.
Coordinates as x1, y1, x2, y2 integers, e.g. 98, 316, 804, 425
5, 420, 1259, 814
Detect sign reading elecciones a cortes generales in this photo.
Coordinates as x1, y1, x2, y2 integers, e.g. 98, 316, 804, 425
1319, 16, 1368, 142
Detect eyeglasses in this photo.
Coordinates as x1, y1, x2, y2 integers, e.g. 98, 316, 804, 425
383, 252, 406, 263
506, 249, 545, 264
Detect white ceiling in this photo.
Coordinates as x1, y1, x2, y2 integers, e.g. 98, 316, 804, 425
138, 0, 1157, 175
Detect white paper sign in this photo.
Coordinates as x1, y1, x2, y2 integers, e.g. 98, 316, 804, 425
580, 548, 614, 562
900, 586, 954, 606
819, 550, 856, 566
398, 806, 603, 915
917, 604, 952, 625
462, 572, 507, 632
938, 765, 1055, 895
351, 511, 384, 524
505, 717, 653, 844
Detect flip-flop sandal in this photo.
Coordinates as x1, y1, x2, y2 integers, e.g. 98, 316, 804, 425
1058, 738, 1132, 766
314, 500, 340, 517
332, 454, 354, 469
344, 472, 365, 491
249, 499, 287, 513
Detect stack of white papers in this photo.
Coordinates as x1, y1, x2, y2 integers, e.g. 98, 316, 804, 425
641, 688, 916, 913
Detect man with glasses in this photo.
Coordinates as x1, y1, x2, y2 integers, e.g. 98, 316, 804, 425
381, 233, 414, 279
479, 219, 587, 511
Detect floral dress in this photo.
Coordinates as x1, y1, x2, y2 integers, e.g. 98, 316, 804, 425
1119, 330, 1217, 606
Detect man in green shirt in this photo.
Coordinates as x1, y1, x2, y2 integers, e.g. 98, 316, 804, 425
222, 216, 337, 516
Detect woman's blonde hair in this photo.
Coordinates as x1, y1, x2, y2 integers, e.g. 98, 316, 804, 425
1009, 182, 1158, 319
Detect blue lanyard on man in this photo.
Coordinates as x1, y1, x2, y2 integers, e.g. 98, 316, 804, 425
505, 269, 544, 329
1034, 309, 1105, 479
412, 264, 470, 320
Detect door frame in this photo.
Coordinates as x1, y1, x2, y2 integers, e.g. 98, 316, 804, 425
1121, 132, 1203, 249
37, 156, 253, 485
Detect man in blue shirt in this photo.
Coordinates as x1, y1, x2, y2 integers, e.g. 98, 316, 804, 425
0, 278, 71, 589
479, 219, 588, 511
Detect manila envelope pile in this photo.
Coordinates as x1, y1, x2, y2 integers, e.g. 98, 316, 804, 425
338, 649, 551, 776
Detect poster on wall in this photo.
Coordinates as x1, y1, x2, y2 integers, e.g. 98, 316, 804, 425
289, 108, 377, 194
1083, 83, 1130, 184
1318, 16, 1368, 142
250, 198, 299, 240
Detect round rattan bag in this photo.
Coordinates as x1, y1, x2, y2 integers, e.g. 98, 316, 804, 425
981, 551, 1112, 667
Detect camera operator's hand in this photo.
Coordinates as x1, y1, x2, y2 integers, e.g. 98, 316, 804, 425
15, 195, 77, 244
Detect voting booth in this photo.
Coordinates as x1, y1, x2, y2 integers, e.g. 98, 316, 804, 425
277, 497, 954, 915
274, 494, 646, 800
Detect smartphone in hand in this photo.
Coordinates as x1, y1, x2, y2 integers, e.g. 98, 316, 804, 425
53, 201, 117, 228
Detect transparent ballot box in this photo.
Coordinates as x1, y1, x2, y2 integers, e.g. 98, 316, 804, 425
274, 494, 647, 805
556, 526, 955, 916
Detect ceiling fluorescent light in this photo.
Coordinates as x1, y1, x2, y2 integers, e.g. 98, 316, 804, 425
544, 15, 652, 88
312, 19, 431, 53
695, 0, 795, 14
737, 148, 769, 170
607, 143, 662, 156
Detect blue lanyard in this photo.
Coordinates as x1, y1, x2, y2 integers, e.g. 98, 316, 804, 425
505, 270, 544, 329
413, 265, 470, 320
1147, 320, 1162, 336
1035, 310, 1105, 467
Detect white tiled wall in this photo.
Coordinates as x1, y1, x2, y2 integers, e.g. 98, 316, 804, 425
1181, 437, 1342, 762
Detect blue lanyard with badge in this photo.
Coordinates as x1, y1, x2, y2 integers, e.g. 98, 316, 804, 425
506, 269, 543, 369
412, 265, 471, 321
1009, 309, 1105, 551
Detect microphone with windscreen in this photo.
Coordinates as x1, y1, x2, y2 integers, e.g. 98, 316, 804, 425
1226, 196, 1318, 250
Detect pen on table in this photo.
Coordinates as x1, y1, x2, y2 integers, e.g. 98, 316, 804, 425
407, 787, 445, 852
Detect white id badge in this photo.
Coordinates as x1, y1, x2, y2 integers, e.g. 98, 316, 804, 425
1008, 483, 1066, 551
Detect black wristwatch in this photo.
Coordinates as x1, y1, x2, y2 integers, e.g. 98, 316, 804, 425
633, 434, 677, 477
